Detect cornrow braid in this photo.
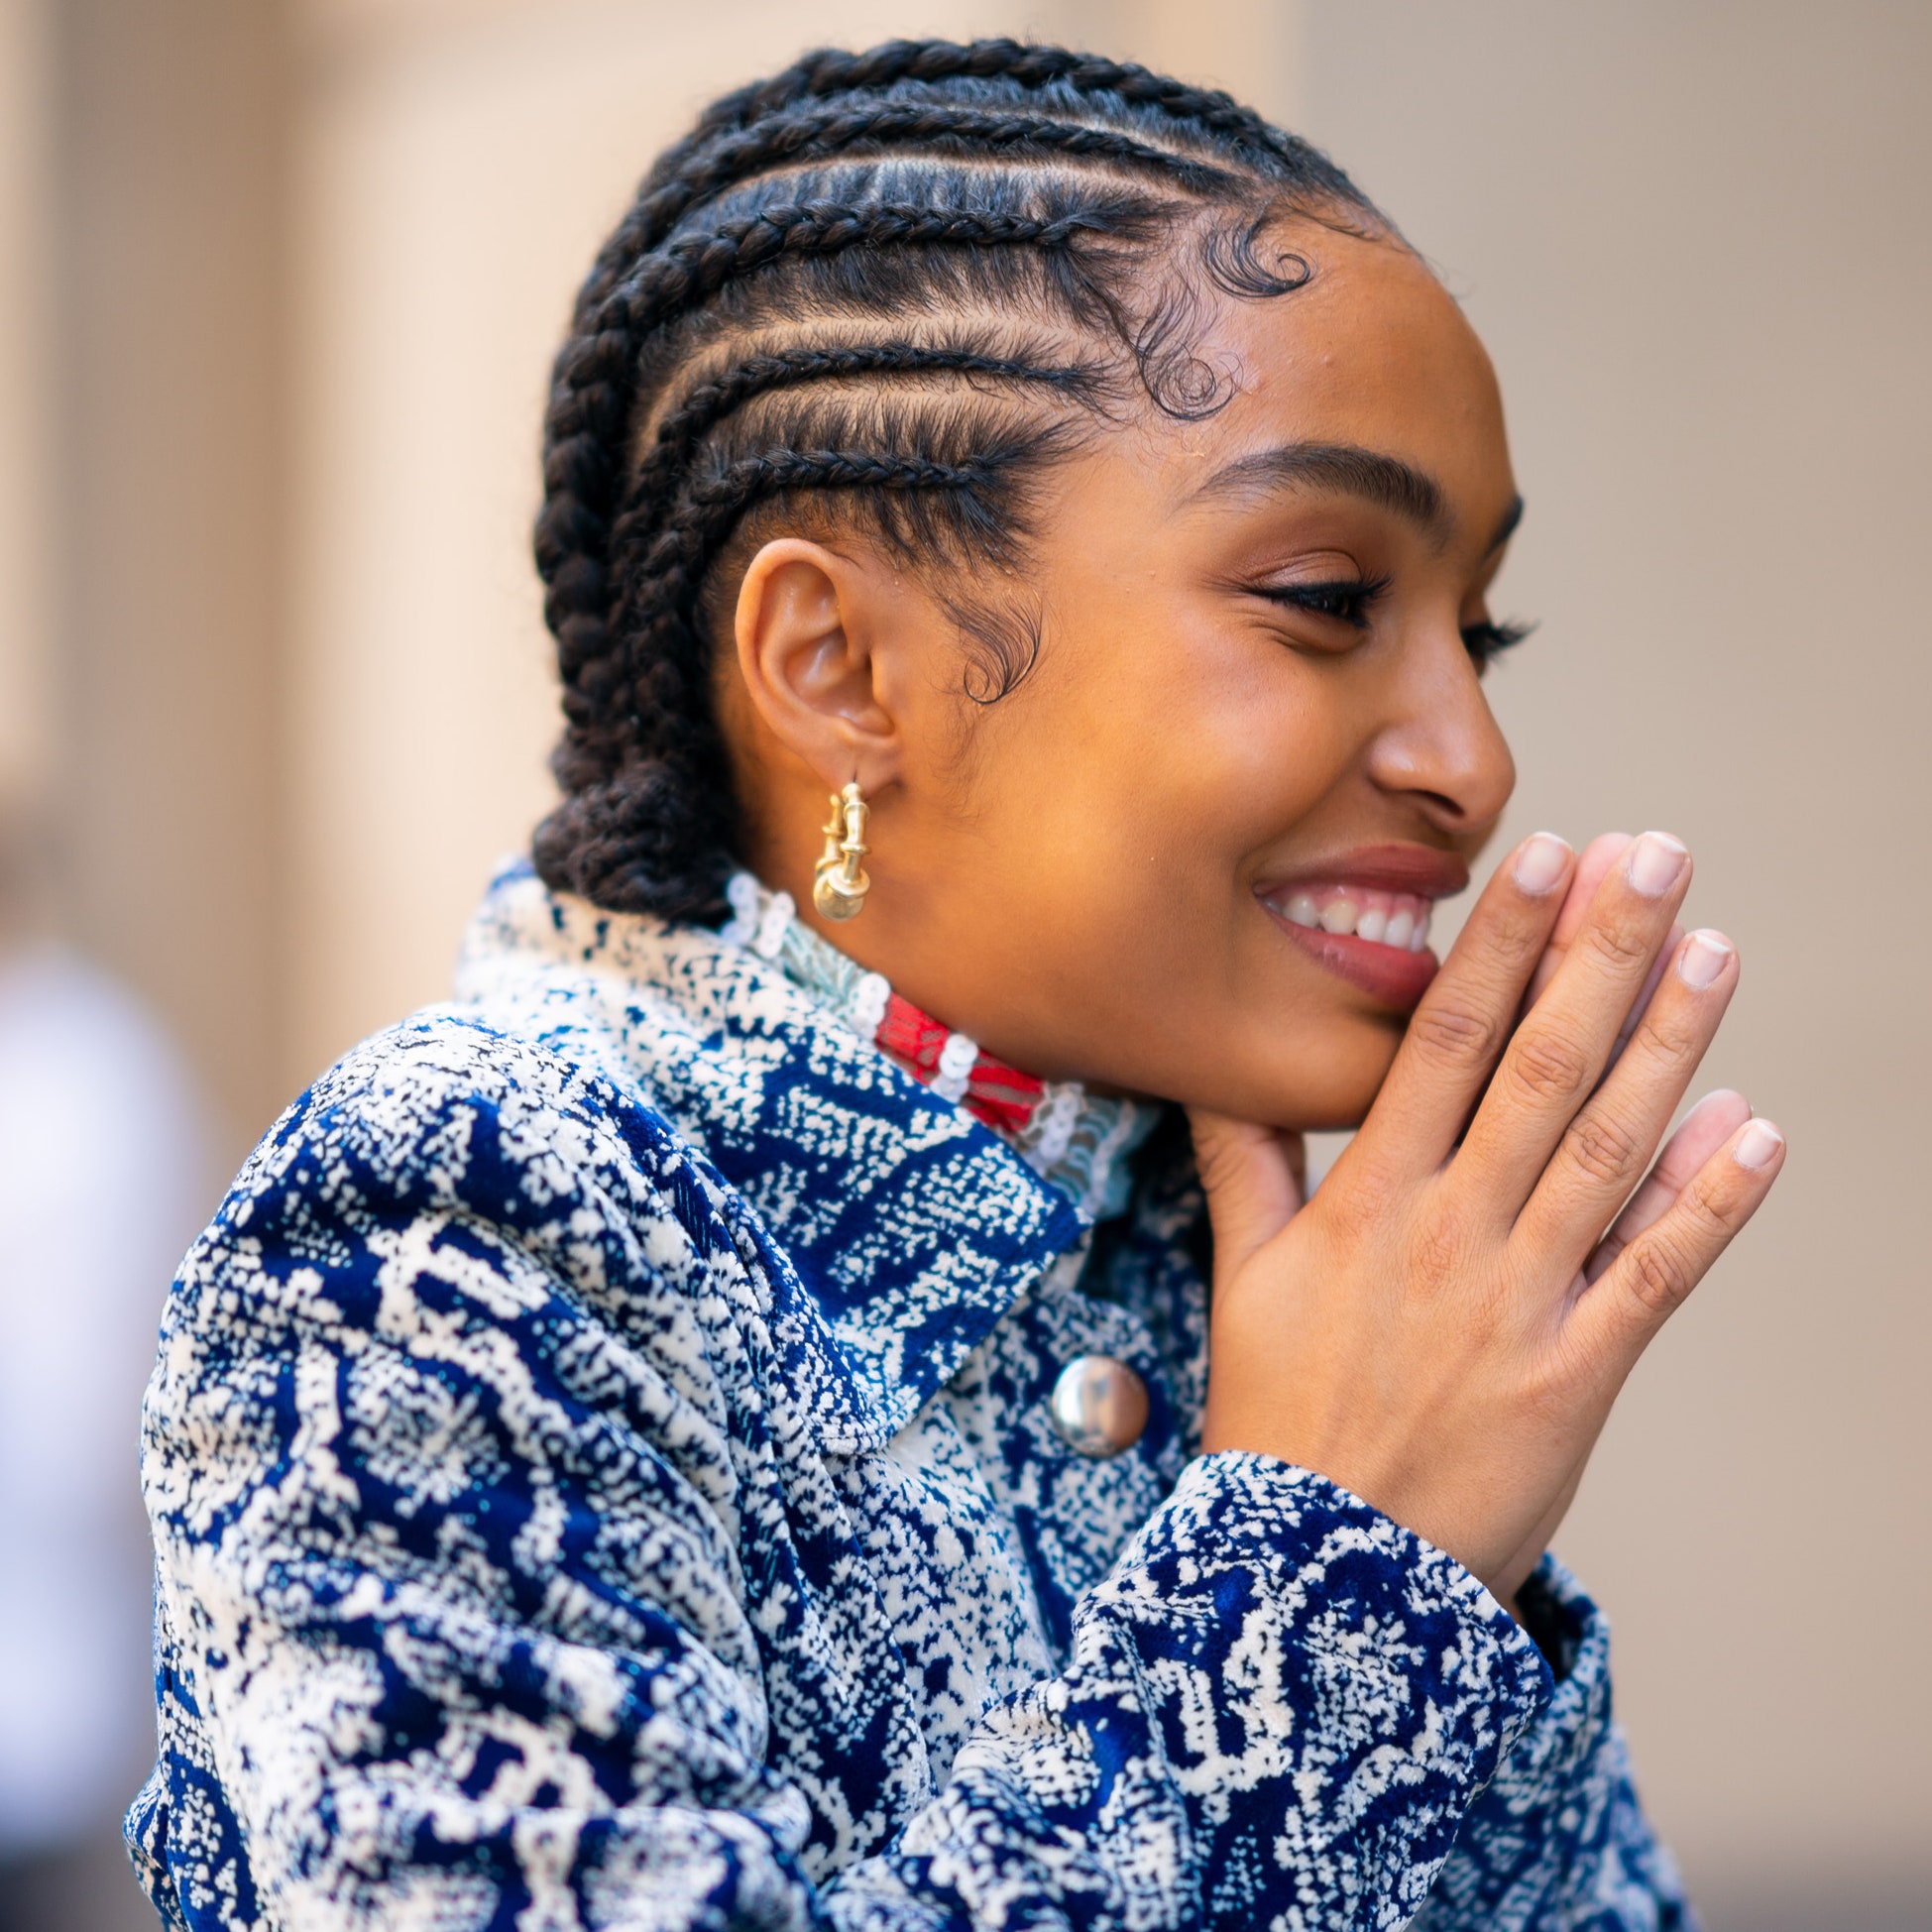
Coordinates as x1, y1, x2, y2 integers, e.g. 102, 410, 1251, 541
531, 40, 1384, 919
534, 189, 1141, 797
611, 101, 1236, 275
535, 191, 1128, 645
574, 39, 1358, 341
635, 341, 1110, 507
653, 38, 1322, 196
614, 196, 1143, 310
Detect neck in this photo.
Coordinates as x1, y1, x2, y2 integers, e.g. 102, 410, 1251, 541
716, 870, 1156, 1221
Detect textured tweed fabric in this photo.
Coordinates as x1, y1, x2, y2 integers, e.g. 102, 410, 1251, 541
129, 861, 1694, 1930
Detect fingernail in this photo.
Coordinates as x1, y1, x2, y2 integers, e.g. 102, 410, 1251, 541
1627, 831, 1689, 897
1734, 1119, 1784, 1170
1676, 929, 1734, 990
1514, 832, 1570, 895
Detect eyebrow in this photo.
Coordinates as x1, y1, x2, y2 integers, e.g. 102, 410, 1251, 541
1485, 492, 1526, 553
1191, 439, 1524, 554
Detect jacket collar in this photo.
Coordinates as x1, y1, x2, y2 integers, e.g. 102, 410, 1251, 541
452, 862, 1089, 1451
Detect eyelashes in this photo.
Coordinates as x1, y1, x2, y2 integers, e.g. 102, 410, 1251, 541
1460, 617, 1534, 665
1256, 575, 1534, 666
1259, 573, 1393, 630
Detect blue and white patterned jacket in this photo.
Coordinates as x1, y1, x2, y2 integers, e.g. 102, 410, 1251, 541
130, 862, 1692, 1931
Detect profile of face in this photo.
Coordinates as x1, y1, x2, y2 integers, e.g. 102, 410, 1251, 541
723, 222, 1522, 1130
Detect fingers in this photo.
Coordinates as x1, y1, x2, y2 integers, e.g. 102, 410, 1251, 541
1523, 834, 1631, 1009
1573, 1111, 1786, 1371
1455, 832, 1693, 1213
1189, 1109, 1306, 1284
1525, 835, 1683, 1080
1363, 832, 1576, 1174
1605, 928, 1684, 1075
1584, 1087, 1751, 1285
1515, 928, 1740, 1267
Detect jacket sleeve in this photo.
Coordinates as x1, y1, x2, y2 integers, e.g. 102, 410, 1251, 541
1407, 1559, 1699, 1931
134, 1037, 1554, 1932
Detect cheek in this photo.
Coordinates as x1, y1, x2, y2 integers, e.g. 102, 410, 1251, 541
1089, 620, 1352, 875
990, 614, 1355, 960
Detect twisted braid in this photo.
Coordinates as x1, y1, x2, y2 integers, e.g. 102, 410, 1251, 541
530, 38, 1380, 918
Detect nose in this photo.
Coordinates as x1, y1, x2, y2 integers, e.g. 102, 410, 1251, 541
1362, 630, 1516, 838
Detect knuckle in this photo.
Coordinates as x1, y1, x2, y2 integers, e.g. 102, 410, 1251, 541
1626, 1229, 1696, 1315
1409, 1000, 1501, 1069
1326, 1150, 1395, 1235
1408, 1215, 1467, 1296
1316, 1177, 1374, 1247
1582, 918, 1655, 972
1485, 914, 1550, 974
1636, 1004, 1703, 1065
1335, 1141, 1394, 1202
1505, 1030, 1594, 1105
1561, 1107, 1646, 1186
1679, 1172, 1745, 1238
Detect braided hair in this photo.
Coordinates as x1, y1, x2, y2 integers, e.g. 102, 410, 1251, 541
532, 38, 1384, 919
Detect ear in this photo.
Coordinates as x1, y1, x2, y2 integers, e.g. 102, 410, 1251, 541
732, 538, 903, 794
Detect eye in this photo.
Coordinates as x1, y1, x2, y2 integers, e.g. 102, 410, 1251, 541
1460, 617, 1535, 667
1257, 572, 1393, 630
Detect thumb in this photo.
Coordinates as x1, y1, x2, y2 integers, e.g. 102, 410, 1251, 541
1187, 1107, 1306, 1280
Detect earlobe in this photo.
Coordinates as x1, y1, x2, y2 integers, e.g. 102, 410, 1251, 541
733, 538, 901, 793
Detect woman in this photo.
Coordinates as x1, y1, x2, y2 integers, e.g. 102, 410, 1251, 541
129, 40, 1782, 1931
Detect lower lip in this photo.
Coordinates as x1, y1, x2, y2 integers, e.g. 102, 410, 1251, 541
1262, 903, 1440, 1009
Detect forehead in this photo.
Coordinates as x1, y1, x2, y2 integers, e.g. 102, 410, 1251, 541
1151, 225, 1515, 529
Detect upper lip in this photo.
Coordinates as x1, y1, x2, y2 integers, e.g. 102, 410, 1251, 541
1255, 844, 1471, 901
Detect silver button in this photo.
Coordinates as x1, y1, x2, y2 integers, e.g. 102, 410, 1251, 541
1049, 1354, 1149, 1457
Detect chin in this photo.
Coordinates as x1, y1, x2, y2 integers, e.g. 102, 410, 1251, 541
1175, 1018, 1402, 1132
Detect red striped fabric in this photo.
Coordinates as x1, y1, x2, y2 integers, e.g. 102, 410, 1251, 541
873, 991, 1045, 1133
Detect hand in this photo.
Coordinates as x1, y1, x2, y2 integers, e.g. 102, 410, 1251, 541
1191, 831, 1785, 1601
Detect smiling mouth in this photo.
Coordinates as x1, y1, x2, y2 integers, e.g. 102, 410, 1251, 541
1256, 870, 1451, 1011
1266, 882, 1434, 953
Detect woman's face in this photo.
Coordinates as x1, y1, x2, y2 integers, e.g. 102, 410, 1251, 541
729, 226, 1523, 1130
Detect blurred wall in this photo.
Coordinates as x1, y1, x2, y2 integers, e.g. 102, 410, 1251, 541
0, 0, 53, 813
39, 0, 287, 1154
5, 2, 1926, 1926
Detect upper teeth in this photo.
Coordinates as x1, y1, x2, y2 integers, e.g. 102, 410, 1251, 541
1275, 884, 1433, 952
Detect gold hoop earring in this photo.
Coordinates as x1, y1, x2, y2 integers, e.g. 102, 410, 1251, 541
812, 781, 871, 922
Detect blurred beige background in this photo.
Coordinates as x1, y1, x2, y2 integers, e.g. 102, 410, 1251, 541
0, 1, 1925, 1926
